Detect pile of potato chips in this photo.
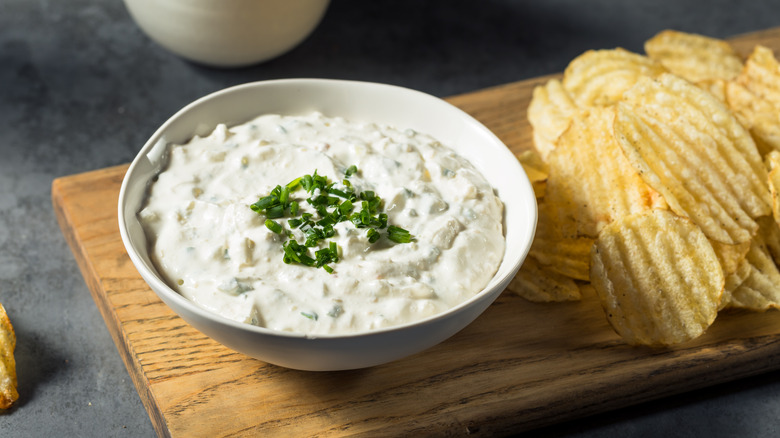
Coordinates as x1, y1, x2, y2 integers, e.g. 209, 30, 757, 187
511, 30, 780, 346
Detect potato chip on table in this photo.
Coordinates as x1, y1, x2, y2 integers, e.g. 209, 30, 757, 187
562, 48, 667, 107
590, 209, 724, 346
615, 73, 772, 245
766, 151, 780, 224
737, 45, 780, 106
0, 303, 18, 409
709, 239, 751, 277
529, 202, 594, 282
508, 256, 581, 303
527, 78, 578, 160
722, 217, 780, 311
644, 30, 743, 83
726, 80, 780, 156
544, 107, 668, 239
728, 46, 780, 155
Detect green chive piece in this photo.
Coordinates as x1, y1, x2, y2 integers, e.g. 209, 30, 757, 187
265, 204, 285, 219
367, 228, 380, 243
280, 186, 290, 207
251, 195, 277, 211
265, 219, 283, 234
301, 311, 318, 321
387, 225, 413, 243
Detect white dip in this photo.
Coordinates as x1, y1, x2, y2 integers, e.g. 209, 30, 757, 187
139, 112, 505, 335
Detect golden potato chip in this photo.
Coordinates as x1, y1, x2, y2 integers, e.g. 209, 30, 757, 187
722, 227, 780, 311
697, 78, 728, 102
590, 209, 724, 346
562, 48, 667, 107
725, 81, 780, 156
529, 202, 593, 281
644, 30, 743, 83
517, 149, 548, 199
766, 151, 780, 224
757, 215, 780, 263
615, 73, 772, 244
544, 107, 667, 238
0, 303, 18, 409
709, 239, 750, 277
720, 257, 752, 310
508, 256, 581, 302
728, 46, 780, 155
737, 45, 780, 107
527, 78, 578, 160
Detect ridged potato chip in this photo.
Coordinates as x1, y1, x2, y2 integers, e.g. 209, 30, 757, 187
615, 73, 772, 244
721, 257, 753, 311
726, 80, 780, 156
767, 151, 780, 224
727, 46, 780, 155
644, 30, 743, 83
527, 78, 578, 160
758, 214, 780, 263
508, 256, 581, 303
0, 303, 18, 409
737, 45, 780, 106
709, 239, 750, 277
545, 107, 667, 238
562, 48, 667, 107
529, 202, 593, 281
590, 209, 724, 346
698, 78, 728, 102
722, 224, 780, 311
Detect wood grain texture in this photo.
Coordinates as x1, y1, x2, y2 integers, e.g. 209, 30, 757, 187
52, 28, 780, 437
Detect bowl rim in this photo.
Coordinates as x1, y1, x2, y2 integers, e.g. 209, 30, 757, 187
117, 78, 537, 341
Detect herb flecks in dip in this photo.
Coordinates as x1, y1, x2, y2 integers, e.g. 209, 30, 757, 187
139, 113, 505, 335
250, 167, 415, 274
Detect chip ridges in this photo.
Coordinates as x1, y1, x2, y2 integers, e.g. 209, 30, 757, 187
546, 107, 667, 238
562, 48, 667, 107
644, 29, 743, 83
615, 74, 771, 244
527, 79, 578, 160
519, 30, 780, 346
590, 210, 723, 346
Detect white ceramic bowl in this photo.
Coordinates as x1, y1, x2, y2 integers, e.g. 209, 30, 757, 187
122, 0, 330, 67
118, 79, 537, 371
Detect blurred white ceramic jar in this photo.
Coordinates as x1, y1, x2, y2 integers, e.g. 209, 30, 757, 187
123, 0, 331, 67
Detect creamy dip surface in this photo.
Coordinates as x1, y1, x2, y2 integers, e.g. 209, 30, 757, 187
139, 112, 505, 335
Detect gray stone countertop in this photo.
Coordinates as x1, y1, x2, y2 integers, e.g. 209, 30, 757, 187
2, 0, 780, 436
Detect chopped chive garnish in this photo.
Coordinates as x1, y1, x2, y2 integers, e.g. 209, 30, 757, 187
280, 186, 290, 207
286, 176, 302, 190
265, 204, 285, 219
387, 225, 413, 243
250, 195, 277, 211
301, 311, 318, 321
265, 219, 283, 234
287, 218, 302, 228
250, 165, 414, 272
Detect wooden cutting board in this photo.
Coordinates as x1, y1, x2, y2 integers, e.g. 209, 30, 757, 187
53, 28, 780, 437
